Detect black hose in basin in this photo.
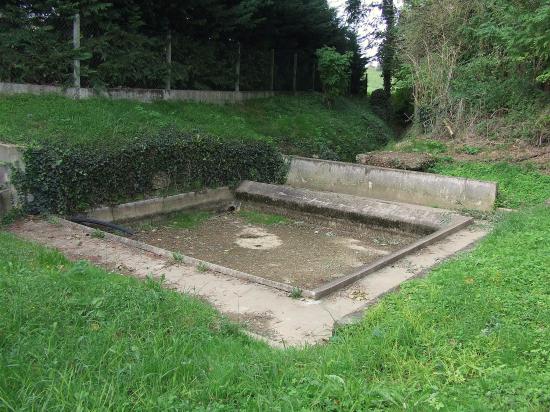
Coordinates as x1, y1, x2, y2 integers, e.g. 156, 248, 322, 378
70, 215, 135, 236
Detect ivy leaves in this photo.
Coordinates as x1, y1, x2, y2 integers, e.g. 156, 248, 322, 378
13, 131, 287, 215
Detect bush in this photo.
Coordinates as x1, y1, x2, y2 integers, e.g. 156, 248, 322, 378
370, 88, 390, 119
315, 47, 353, 107
13, 131, 288, 215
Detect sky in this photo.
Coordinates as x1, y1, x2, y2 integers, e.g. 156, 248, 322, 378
327, 0, 382, 62
327, 0, 402, 64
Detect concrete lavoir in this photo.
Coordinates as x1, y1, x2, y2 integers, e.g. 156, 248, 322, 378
69, 181, 474, 301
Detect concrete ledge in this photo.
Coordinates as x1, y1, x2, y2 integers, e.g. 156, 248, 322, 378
87, 187, 234, 222
0, 143, 24, 167
236, 181, 469, 233
286, 156, 497, 211
311, 217, 471, 299
0, 82, 276, 104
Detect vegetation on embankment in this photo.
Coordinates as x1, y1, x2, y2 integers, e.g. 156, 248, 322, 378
394, 0, 550, 145
0, 93, 393, 161
1, 202, 549, 410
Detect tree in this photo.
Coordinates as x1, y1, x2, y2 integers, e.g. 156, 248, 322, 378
379, 0, 396, 98
396, 0, 549, 143
0, 0, 365, 91
345, 0, 396, 97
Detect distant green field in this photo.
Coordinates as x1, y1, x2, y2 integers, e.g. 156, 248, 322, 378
0, 93, 393, 162
367, 68, 384, 93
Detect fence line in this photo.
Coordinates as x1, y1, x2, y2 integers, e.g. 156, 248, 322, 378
63, 10, 319, 95
0, 81, 280, 104
0, 10, 321, 95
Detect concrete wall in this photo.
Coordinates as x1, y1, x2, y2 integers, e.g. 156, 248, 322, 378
0, 82, 276, 104
0, 144, 24, 216
286, 156, 497, 211
0, 164, 8, 188
0, 189, 12, 215
88, 187, 234, 222
0, 143, 24, 166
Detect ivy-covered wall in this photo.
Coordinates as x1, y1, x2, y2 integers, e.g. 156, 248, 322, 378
13, 131, 288, 215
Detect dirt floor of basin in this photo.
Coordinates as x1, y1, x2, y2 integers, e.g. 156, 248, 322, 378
123, 203, 423, 290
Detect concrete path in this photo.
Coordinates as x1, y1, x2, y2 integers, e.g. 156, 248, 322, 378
11, 218, 489, 347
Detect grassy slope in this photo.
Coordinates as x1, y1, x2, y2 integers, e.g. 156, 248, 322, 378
432, 161, 550, 209
1, 163, 550, 410
0, 93, 392, 161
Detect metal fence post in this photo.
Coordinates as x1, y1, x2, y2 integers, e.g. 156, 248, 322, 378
270, 48, 275, 91
235, 42, 241, 92
72, 13, 81, 98
166, 31, 172, 93
293, 52, 297, 94
312, 61, 316, 91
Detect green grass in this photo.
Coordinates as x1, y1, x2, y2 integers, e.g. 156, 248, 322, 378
367, 68, 384, 93
0, 93, 393, 161
238, 210, 289, 225
196, 262, 209, 273
431, 161, 550, 209
172, 252, 185, 263
290, 287, 303, 299
90, 228, 105, 239
165, 211, 212, 229
1, 205, 549, 409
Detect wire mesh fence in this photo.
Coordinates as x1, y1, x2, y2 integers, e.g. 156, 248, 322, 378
0, 9, 320, 93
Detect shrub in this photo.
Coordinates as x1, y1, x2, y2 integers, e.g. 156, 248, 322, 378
370, 88, 391, 120
13, 131, 288, 215
315, 47, 353, 107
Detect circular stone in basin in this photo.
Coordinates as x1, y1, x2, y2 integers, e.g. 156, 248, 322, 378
235, 227, 282, 250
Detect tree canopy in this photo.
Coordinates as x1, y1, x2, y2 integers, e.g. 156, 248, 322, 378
0, 0, 365, 90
